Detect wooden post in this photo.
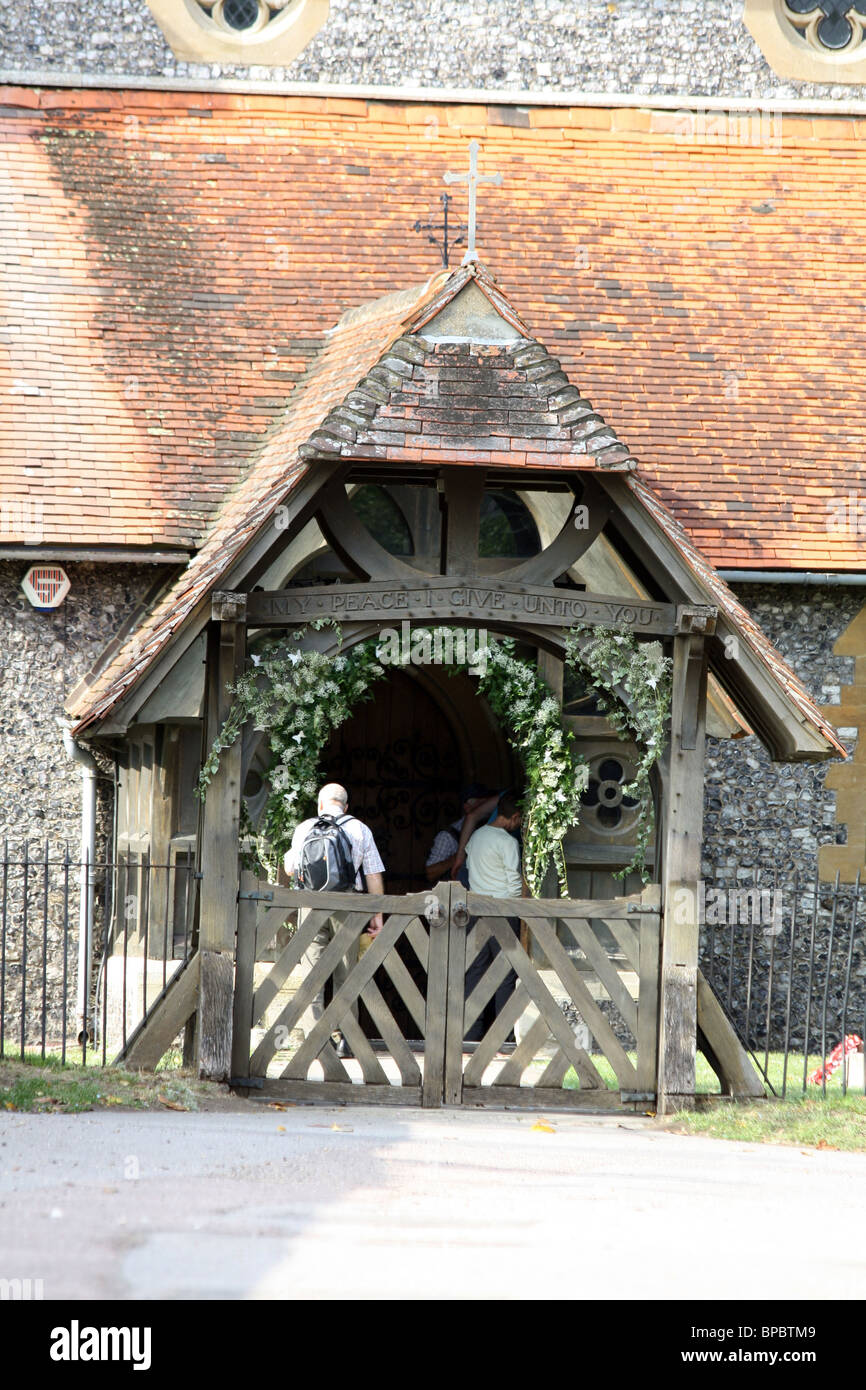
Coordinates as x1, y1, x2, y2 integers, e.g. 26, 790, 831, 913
149, 726, 176, 960
196, 591, 247, 1081
231, 869, 258, 1084
657, 608, 711, 1114
442, 468, 485, 577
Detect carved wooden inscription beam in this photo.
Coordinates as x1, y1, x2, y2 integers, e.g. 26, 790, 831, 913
246, 580, 715, 639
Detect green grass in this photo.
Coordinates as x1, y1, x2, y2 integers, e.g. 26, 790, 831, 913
0, 1051, 202, 1114
556, 1047, 866, 1151
562, 1053, 725, 1093
0, 1041, 185, 1072
560, 1051, 864, 1096
666, 1092, 866, 1152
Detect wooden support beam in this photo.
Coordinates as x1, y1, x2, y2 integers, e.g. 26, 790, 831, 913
696, 971, 766, 1099
657, 630, 708, 1114
247, 579, 681, 636
148, 726, 175, 958
317, 485, 420, 582
442, 468, 485, 577
230, 870, 258, 1083
196, 592, 247, 1080
115, 953, 201, 1072
493, 478, 612, 586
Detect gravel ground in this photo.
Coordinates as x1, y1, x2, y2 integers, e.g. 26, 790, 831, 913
0, 0, 861, 102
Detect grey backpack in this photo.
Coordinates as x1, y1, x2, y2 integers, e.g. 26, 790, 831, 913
298, 814, 357, 892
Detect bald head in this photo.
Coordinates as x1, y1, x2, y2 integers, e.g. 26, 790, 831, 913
318, 783, 349, 814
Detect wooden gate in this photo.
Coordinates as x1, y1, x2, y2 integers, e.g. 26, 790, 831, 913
231, 872, 660, 1110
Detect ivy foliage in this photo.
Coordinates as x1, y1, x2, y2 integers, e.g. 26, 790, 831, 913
198, 620, 671, 893
458, 634, 587, 897
564, 624, 673, 880
197, 621, 386, 861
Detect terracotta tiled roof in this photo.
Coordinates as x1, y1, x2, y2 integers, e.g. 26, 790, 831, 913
67, 271, 449, 728
301, 262, 637, 471
3, 87, 866, 567
67, 257, 639, 730
68, 259, 844, 761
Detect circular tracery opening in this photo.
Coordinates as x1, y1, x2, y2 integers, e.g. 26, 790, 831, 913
581, 756, 640, 832
222, 0, 262, 30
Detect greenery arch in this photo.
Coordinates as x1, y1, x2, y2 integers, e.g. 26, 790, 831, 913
198, 622, 671, 895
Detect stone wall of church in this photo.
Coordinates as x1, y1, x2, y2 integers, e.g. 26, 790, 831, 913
0, 560, 160, 853
1, 0, 863, 102
0, 560, 161, 1047
700, 582, 865, 1057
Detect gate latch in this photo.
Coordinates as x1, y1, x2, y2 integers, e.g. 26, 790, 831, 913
452, 900, 470, 929
238, 890, 274, 903
425, 899, 447, 928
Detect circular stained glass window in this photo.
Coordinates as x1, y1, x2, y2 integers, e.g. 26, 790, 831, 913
580, 756, 641, 835
223, 0, 261, 30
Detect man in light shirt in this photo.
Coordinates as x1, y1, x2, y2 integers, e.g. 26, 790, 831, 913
424, 783, 498, 888
463, 794, 524, 1042
284, 782, 385, 1058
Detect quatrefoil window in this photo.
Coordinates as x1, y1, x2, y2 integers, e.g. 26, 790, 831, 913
580, 756, 641, 836
784, 0, 866, 51
145, 0, 329, 65
745, 0, 866, 79
198, 0, 286, 35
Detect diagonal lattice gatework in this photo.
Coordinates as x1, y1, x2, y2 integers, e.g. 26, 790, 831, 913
445, 888, 660, 1109
232, 875, 449, 1106
231, 875, 660, 1109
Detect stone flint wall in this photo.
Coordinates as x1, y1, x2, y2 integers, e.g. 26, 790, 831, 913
2, 0, 864, 101
701, 583, 864, 1054
0, 560, 166, 1049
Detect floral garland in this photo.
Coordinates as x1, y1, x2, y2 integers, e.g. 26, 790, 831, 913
198, 620, 670, 894
197, 621, 386, 870
808, 1034, 863, 1086
378, 628, 588, 896
457, 634, 587, 897
564, 623, 672, 880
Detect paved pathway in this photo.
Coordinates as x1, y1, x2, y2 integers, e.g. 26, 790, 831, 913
1, 1105, 864, 1300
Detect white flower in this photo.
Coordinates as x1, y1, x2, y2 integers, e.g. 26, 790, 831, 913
286, 650, 302, 665
292, 732, 304, 743
251, 653, 262, 667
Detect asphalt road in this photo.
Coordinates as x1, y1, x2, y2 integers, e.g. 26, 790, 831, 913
1, 1105, 864, 1300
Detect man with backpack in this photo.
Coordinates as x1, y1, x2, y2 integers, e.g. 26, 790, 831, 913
284, 783, 385, 1058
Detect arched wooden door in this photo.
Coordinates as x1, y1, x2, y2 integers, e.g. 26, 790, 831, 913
319, 667, 510, 896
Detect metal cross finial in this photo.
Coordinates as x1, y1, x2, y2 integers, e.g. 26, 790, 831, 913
413, 193, 466, 268
443, 140, 502, 265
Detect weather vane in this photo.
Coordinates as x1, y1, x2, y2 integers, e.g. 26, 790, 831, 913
414, 192, 466, 268
443, 140, 503, 264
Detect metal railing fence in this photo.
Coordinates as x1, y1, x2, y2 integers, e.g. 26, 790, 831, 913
701, 867, 865, 1096
0, 843, 196, 1067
